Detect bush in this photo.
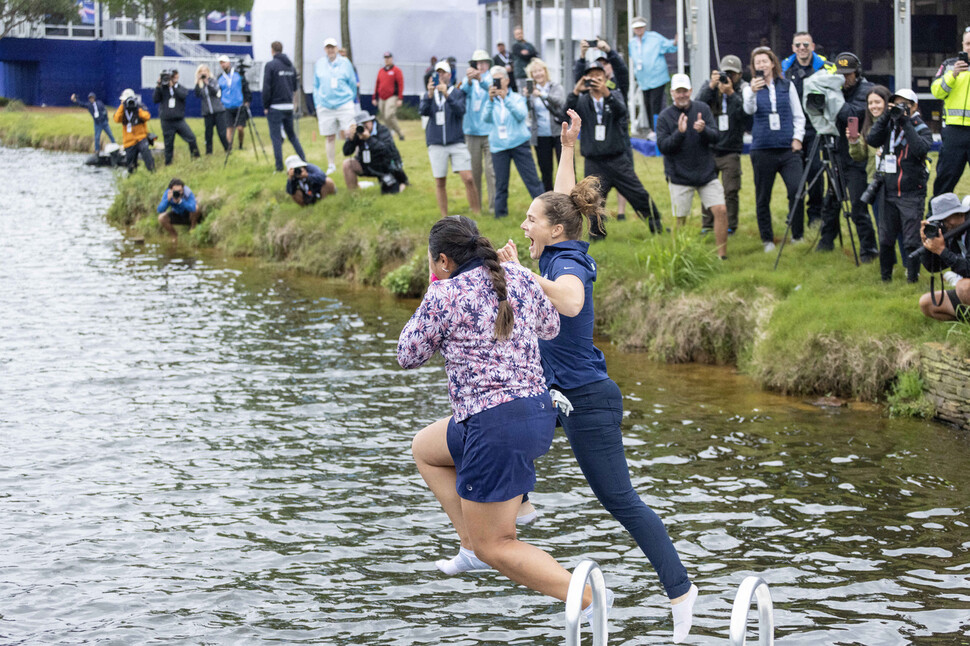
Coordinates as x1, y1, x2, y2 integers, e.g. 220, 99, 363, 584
396, 102, 421, 121
382, 252, 428, 297
632, 229, 718, 295
0, 97, 9, 108
4, 99, 26, 112
886, 369, 935, 418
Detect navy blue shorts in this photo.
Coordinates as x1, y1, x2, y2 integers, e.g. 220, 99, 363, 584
447, 393, 556, 503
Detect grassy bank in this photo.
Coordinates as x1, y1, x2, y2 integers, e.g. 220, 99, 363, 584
4, 106, 970, 403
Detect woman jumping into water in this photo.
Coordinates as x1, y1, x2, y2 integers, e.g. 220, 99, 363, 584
399, 215, 602, 617
497, 109, 699, 642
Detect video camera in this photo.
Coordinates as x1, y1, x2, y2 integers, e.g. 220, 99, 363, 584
234, 55, 252, 73
124, 96, 139, 110
159, 69, 173, 85
801, 72, 846, 137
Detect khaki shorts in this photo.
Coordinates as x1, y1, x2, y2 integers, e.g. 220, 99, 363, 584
428, 142, 472, 178
316, 102, 356, 136
669, 179, 726, 218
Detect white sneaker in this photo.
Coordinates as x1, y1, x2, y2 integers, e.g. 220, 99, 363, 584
672, 584, 699, 643
326, 163, 336, 176
944, 270, 961, 287
582, 588, 615, 625
763, 241, 776, 253
646, 131, 657, 142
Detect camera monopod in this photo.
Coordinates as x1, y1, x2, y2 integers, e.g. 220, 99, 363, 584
907, 217, 970, 306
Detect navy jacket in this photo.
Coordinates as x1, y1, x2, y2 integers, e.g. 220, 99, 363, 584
696, 85, 748, 154
75, 99, 109, 124
565, 89, 630, 159
866, 111, 932, 196
262, 53, 300, 110
572, 49, 630, 104
286, 163, 328, 205
656, 101, 719, 186
152, 83, 190, 120
419, 87, 466, 146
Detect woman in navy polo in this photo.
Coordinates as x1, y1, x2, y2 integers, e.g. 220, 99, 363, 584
498, 110, 698, 643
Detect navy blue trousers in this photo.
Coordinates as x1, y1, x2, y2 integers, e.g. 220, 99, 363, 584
558, 378, 692, 599
492, 142, 544, 217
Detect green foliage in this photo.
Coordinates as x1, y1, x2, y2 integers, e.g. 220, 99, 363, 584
396, 102, 421, 121
0, 97, 9, 108
0, 0, 78, 39
4, 99, 25, 112
382, 252, 427, 297
945, 317, 970, 358
631, 229, 718, 295
886, 369, 935, 418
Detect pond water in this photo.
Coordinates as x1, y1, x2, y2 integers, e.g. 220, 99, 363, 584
1, 147, 968, 645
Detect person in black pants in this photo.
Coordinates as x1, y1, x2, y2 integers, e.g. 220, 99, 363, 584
742, 47, 805, 252
152, 69, 200, 165
262, 41, 307, 172
193, 64, 230, 155
565, 59, 662, 236
865, 89, 932, 282
817, 52, 879, 261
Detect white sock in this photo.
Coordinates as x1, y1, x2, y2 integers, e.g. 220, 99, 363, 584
582, 588, 615, 625
672, 583, 699, 643
434, 546, 490, 576
516, 509, 538, 525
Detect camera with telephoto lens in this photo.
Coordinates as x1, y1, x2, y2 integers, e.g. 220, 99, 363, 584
889, 102, 910, 120
171, 189, 182, 200
860, 172, 885, 205
924, 221, 943, 239
159, 70, 172, 85
718, 72, 728, 84
124, 96, 138, 110
356, 124, 365, 135
292, 167, 305, 179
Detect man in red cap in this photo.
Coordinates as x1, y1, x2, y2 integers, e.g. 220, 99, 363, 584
374, 52, 405, 141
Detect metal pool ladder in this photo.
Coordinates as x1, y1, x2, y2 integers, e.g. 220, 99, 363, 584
564, 562, 775, 645
564, 560, 608, 646
729, 576, 775, 645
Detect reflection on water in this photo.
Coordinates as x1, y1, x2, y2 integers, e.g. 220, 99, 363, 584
1, 147, 968, 644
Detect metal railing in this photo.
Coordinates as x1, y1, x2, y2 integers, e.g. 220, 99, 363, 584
728, 576, 775, 646
564, 560, 609, 646
140, 56, 264, 91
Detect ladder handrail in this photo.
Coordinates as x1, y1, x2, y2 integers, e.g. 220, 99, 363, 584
564, 560, 609, 646
728, 576, 775, 646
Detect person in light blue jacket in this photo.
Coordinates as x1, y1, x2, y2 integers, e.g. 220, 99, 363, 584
483, 66, 545, 219
313, 38, 359, 174
457, 50, 497, 213
157, 178, 198, 242
628, 16, 677, 138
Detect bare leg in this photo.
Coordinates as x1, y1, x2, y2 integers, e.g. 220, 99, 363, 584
458, 170, 481, 214
710, 203, 728, 258
326, 135, 337, 169
321, 177, 337, 197
434, 177, 449, 218
188, 210, 200, 231
158, 212, 177, 241
343, 159, 359, 191
463, 496, 592, 606
236, 126, 245, 148
412, 417, 470, 547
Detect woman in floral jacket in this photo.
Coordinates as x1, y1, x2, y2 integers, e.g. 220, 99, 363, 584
398, 215, 597, 613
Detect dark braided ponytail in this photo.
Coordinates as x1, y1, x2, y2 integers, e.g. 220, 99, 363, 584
428, 215, 514, 341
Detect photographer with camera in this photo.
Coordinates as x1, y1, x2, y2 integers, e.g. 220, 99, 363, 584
483, 65, 544, 219
285, 155, 336, 207
152, 69, 200, 166
566, 58, 662, 236
419, 60, 481, 217
194, 64, 230, 155
113, 89, 155, 173
574, 40, 629, 103
863, 89, 932, 282
918, 193, 970, 321
156, 178, 198, 242
342, 111, 408, 194
816, 52, 878, 261
697, 55, 749, 235
71, 91, 115, 153
457, 50, 497, 213
657, 74, 729, 259
930, 28, 970, 196
782, 32, 836, 227
218, 55, 252, 152
742, 47, 806, 251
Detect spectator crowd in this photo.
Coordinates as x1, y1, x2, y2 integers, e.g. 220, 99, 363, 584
73, 22, 970, 322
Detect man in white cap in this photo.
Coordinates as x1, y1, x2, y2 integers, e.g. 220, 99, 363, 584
628, 15, 677, 139
865, 88, 933, 282
419, 59, 480, 217
457, 49, 497, 212
313, 38, 358, 175
918, 193, 970, 321
284, 154, 335, 207
218, 54, 251, 150
656, 73, 729, 259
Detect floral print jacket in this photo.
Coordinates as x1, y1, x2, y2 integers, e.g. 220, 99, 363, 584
397, 263, 560, 422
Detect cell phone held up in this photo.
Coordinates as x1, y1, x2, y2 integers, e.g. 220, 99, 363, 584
755, 70, 765, 79
847, 116, 859, 139
492, 77, 503, 90
960, 51, 970, 65
432, 72, 440, 87
526, 79, 535, 93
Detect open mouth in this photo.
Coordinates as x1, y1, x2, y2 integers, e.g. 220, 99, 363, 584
525, 232, 535, 255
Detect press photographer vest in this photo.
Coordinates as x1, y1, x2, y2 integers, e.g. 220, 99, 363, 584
751, 79, 795, 150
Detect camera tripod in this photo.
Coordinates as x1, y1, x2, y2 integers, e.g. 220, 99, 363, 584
223, 104, 269, 167
774, 133, 859, 270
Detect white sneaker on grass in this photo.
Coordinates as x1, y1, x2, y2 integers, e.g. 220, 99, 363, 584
763, 241, 776, 253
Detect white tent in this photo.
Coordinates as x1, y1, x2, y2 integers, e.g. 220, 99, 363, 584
251, 0, 601, 95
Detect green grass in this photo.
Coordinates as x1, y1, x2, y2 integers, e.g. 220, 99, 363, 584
4, 106, 970, 403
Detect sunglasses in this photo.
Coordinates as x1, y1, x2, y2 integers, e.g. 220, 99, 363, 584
794, 42, 812, 48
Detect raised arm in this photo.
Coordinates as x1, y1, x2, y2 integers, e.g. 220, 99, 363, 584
554, 109, 581, 194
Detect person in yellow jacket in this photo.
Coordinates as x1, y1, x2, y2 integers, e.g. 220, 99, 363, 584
113, 89, 156, 173
931, 28, 970, 195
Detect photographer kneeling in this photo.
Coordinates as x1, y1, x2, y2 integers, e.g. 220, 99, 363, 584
157, 178, 198, 241
865, 89, 932, 282
285, 155, 336, 207
342, 111, 409, 194
918, 193, 970, 321
113, 89, 155, 173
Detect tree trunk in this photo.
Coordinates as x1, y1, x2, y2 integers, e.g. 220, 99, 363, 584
154, 5, 165, 57
295, 0, 305, 115
340, 0, 351, 62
